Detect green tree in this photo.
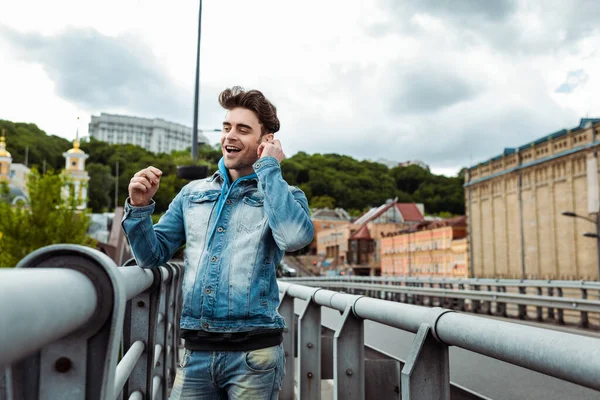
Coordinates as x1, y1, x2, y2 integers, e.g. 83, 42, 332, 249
310, 195, 336, 209
0, 170, 95, 268
87, 163, 115, 212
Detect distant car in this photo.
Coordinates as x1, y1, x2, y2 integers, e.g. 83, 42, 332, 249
277, 262, 297, 278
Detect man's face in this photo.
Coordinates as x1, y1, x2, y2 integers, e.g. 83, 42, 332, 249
221, 107, 272, 180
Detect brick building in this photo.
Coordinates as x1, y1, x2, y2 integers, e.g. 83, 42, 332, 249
465, 118, 600, 280
380, 217, 468, 277
309, 208, 352, 255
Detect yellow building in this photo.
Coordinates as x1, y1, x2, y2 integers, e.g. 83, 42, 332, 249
62, 132, 90, 210
0, 130, 11, 182
465, 118, 600, 280
380, 217, 468, 277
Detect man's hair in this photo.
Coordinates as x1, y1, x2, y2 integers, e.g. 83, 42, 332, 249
219, 86, 280, 135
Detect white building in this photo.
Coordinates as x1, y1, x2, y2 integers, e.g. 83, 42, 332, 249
88, 113, 209, 154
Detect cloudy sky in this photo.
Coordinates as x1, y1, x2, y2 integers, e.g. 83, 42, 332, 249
1, 0, 599, 176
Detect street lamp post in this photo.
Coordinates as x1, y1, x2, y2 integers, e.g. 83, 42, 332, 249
192, 0, 203, 162
177, 0, 211, 181
562, 211, 600, 280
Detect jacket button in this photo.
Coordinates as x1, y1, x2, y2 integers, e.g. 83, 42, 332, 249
256, 163, 262, 168
205, 288, 212, 294
210, 256, 217, 262
226, 199, 234, 205
217, 227, 225, 233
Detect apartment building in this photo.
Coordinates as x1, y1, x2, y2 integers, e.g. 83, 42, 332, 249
88, 113, 209, 154
380, 216, 468, 277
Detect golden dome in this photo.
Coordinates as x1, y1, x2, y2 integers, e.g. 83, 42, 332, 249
0, 130, 11, 158
67, 135, 84, 154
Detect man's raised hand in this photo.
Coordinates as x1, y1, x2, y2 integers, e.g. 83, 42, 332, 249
128, 166, 163, 206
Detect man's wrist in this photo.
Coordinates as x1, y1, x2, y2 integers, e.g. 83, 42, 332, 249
129, 198, 152, 207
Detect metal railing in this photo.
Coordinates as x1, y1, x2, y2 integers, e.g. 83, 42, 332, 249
0, 245, 183, 400
277, 281, 600, 400
283, 276, 600, 328
2, 246, 600, 399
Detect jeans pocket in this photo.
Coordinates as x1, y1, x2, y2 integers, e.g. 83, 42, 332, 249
179, 348, 192, 368
244, 345, 281, 372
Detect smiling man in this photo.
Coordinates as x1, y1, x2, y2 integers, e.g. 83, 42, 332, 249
121, 86, 314, 399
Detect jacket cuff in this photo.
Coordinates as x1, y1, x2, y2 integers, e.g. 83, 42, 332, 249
124, 197, 156, 218
253, 156, 280, 173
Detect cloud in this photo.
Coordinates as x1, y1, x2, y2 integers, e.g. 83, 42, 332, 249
0, 0, 598, 177
0, 25, 193, 124
555, 69, 589, 94
390, 66, 479, 113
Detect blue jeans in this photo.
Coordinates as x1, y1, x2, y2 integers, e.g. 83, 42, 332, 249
169, 344, 285, 399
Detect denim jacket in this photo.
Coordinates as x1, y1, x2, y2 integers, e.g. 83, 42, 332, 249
121, 156, 314, 332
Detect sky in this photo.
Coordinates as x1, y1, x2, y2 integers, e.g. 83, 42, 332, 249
1, 1, 599, 176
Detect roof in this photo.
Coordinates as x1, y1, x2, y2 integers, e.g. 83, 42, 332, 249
350, 224, 371, 240
311, 208, 352, 221
428, 215, 467, 229
470, 118, 600, 169
396, 203, 424, 222
354, 201, 424, 226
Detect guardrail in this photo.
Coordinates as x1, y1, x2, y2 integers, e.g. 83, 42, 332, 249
0, 245, 183, 400
278, 281, 600, 400
284, 276, 600, 328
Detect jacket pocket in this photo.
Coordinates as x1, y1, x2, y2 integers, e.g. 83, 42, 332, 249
186, 191, 220, 243
237, 195, 266, 233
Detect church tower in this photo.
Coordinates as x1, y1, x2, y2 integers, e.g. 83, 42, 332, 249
0, 129, 12, 183
62, 126, 90, 210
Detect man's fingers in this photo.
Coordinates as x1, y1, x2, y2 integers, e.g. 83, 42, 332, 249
130, 177, 153, 191
129, 182, 148, 193
148, 166, 163, 176
134, 170, 161, 185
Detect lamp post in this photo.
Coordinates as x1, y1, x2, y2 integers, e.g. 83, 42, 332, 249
562, 211, 600, 280
177, 1, 213, 181
191, 0, 203, 162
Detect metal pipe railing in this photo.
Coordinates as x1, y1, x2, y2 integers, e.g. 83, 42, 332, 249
114, 340, 145, 395
0, 269, 97, 366
0, 245, 184, 400
288, 275, 600, 289
278, 281, 600, 399
284, 277, 600, 329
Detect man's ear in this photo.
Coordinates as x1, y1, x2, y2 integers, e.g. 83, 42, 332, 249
262, 133, 274, 143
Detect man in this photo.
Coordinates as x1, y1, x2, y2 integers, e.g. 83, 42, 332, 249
122, 86, 314, 399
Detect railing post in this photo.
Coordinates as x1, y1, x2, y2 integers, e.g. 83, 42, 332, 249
278, 288, 295, 400
334, 304, 365, 400
536, 287, 544, 321
298, 288, 322, 400
457, 284, 466, 311
7, 245, 126, 400
555, 288, 565, 325
151, 266, 171, 400
518, 287, 527, 319
120, 264, 162, 400
496, 286, 507, 317
484, 285, 492, 315
580, 288, 589, 328
547, 287, 556, 320
471, 284, 481, 313
166, 263, 183, 387
401, 316, 450, 400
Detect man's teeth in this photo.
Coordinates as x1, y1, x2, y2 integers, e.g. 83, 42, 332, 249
226, 146, 241, 152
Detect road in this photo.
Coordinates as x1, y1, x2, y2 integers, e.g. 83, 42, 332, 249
294, 300, 600, 400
